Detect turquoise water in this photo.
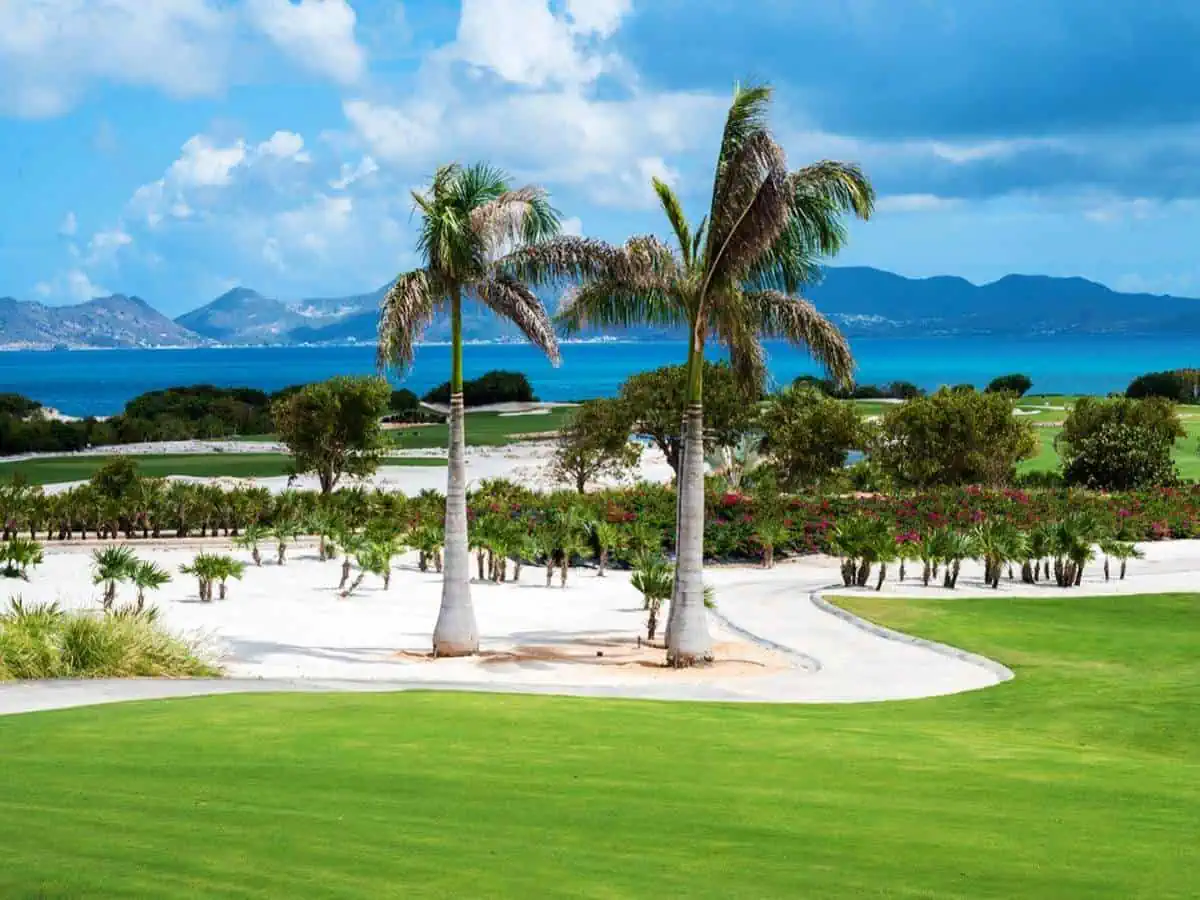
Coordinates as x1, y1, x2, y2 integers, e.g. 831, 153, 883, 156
0, 335, 1196, 416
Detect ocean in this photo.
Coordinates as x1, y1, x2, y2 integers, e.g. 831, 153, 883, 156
1, 335, 1196, 417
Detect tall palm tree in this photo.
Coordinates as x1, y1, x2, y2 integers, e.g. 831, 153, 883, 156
377, 162, 562, 657
509, 83, 872, 665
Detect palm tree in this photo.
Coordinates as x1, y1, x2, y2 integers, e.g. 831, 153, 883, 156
91, 545, 137, 610
631, 553, 673, 642
1103, 540, 1143, 580
212, 556, 246, 600
512, 84, 871, 665
130, 560, 171, 612
1, 537, 43, 580
233, 524, 267, 567
377, 162, 562, 658
587, 519, 624, 576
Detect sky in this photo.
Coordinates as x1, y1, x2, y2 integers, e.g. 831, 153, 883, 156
2, 0, 1199, 315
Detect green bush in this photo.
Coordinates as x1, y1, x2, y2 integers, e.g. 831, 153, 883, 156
0, 599, 218, 681
986, 374, 1033, 396
1126, 371, 1187, 402
423, 370, 536, 406
1062, 422, 1179, 490
869, 388, 1037, 487
1059, 396, 1183, 460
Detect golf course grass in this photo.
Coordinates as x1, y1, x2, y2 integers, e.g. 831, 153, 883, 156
0, 453, 445, 485
386, 407, 575, 450
2, 593, 1197, 897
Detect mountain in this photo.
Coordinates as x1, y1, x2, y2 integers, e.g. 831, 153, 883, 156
0, 294, 207, 349
176, 285, 390, 345
4, 267, 1200, 349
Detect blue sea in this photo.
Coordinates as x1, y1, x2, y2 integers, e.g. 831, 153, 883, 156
1, 335, 1196, 417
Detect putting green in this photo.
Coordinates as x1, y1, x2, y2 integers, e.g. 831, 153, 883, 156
1, 593, 1197, 898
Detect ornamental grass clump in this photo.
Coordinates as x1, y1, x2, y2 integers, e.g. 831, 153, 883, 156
0, 597, 217, 681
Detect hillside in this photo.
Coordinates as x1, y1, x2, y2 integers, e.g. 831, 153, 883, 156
0, 294, 207, 349
4, 267, 1200, 349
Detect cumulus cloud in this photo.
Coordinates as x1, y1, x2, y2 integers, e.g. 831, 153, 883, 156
244, 0, 365, 85
451, 0, 630, 87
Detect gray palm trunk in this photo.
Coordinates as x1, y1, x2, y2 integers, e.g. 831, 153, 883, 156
666, 404, 711, 666
432, 392, 479, 656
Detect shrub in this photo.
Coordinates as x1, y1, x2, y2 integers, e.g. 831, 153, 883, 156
1059, 397, 1183, 460
757, 387, 870, 490
869, 388, 1037, 487
1062, 422, 1179, 490
423, 370, 536, 406
986, 374, 1033, 396
551, 399, 641, 493
0, 598, 217, 681
1127, 370, 1187, 402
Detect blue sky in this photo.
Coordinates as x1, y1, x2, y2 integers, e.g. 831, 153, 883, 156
2, 0, 1199, 315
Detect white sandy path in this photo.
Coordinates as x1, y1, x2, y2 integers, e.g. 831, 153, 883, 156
5, 537, 1197, 717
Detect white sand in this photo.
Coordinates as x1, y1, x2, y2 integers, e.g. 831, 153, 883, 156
36, 441, 676, 497
4, 535, 1196, 716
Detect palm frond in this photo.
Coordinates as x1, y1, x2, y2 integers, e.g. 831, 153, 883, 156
706, 292, 768, 393
708, 82, 774, 218
792, 160, 875, 221
377, 269, 442, 371
470, 185, 560, 257
474, 273, 562, 365
556, 280, 684, 336
503, 236, 632, 287
744, 289, 854, 387
704, 131, 792, 290
622, 234, 684, 285
652, 178, 691, 262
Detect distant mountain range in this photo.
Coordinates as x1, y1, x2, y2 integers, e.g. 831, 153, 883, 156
3, 267, 1200, 349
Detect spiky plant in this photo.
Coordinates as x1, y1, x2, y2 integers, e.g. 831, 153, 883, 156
510, 83, 871, 665
630, 553, 674, 642
233, 523, 267, 567
91, 545, 137, 611
1, 537, 44, 580
377, 162, 563, 657
588, 519, 624, 576
130, 559, 172, 612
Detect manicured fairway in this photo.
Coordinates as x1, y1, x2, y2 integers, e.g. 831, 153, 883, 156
0, 453, 445, 484
387, 408, 574, 449
1, 594, 1198, 898
1020, 421, 1200, 479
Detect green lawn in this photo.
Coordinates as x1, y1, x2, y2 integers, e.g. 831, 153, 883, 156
1, 594, 1197, 897
386, 407, 574, 450
0, 453, 445, 485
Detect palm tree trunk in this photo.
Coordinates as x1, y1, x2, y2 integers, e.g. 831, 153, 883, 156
666, 363, 711, 668
664, 345, 696, 647
432, 289, 478, 657
339, 559, 351, 590
875, 563, 886, 591
1120, 560, 1127, 580
598, 548, 607, 576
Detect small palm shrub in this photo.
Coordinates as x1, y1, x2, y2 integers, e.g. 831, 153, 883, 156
91, 545, 138, 611
180, 553, 244, 602
233, 524, 267, 566
1, 538, 44, 580
0, 597, 217, 681
630, 553, 673, 642
130, 560, 172, 612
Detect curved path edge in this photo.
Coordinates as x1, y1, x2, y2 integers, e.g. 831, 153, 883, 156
810, 591, 1015, 684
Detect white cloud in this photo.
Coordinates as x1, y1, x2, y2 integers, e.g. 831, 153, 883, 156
58, 212, 78, 237
245, 0, 365, 85
86, 228, 134, 264
35, 269, 109, 302
172, 135, 249, 188
256, 130, 310, 162
877, 194, 964, 213
0, 0, 233, 117
451, 0, 629, 87
330, 156, 380, 190
560, 216, 584, 236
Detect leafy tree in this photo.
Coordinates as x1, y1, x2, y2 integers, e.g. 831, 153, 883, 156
986, 374, 1033, 396
377, 162, 561, 658
388, 388, 422, 417
1062, 422, 1179, 490
272, 376, 391, 494
617, 362, 759, 478
91, 457, 140, 501
423, 370, 537, 406
512, 83, 871, 665
1059, 396, 1183, 458
550, 399, 641, 493
757, 386, 870, 489
870, 388, 1037, 487
1126, 370, 1186, 401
